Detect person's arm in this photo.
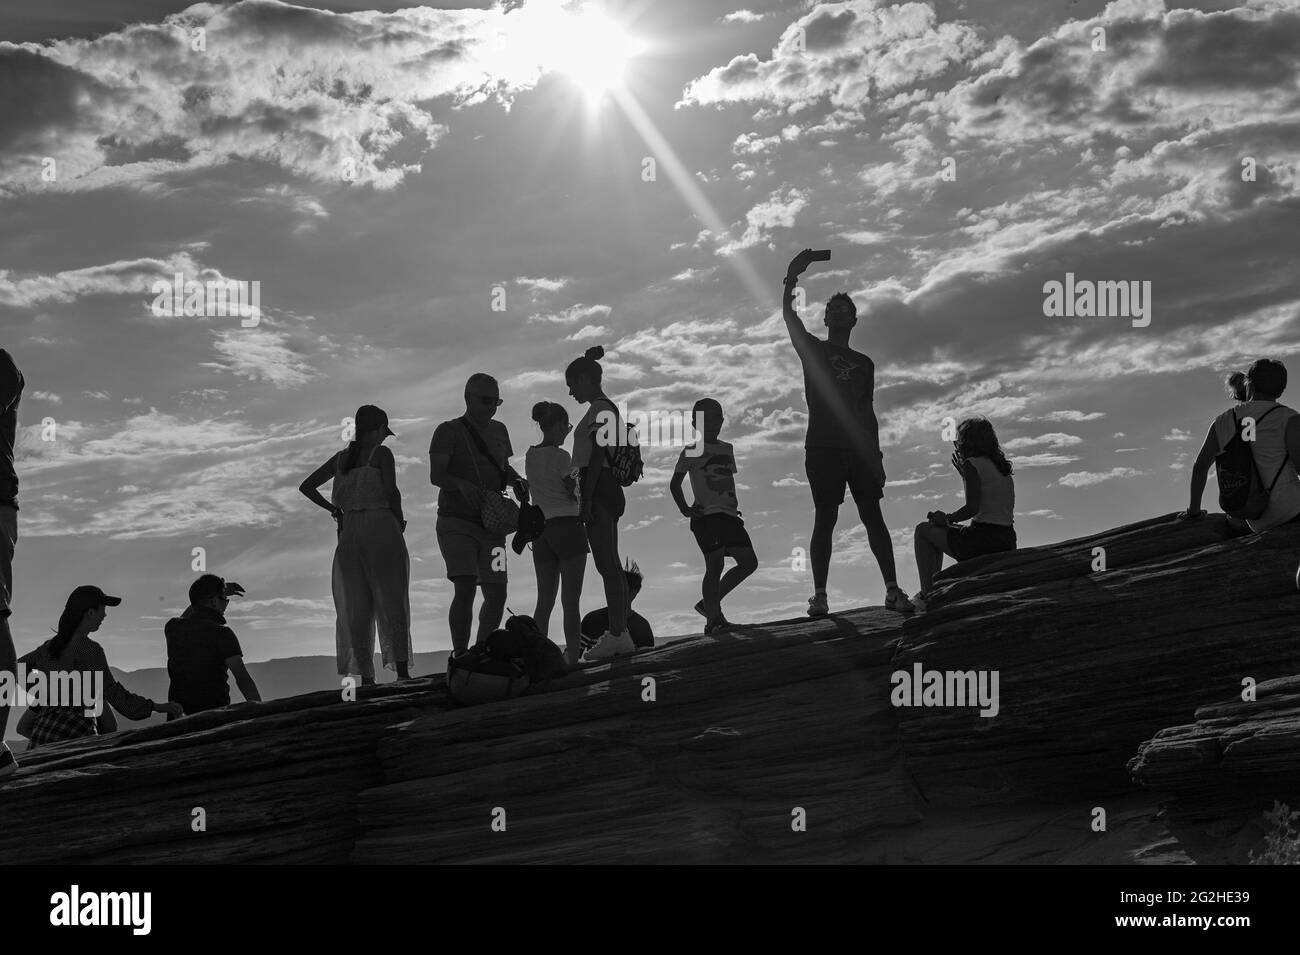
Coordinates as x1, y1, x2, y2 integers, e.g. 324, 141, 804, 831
669, 471, 694, 518
299, 454, 342, 518
504, 462, 529, 503
1181, 423, 1221, 518
373, 445, 405, 528
0, 350, 20, 411
226, 655, 262, 703
429, 425, 483, 509
93, 645, 177, 721
947, 458, 981, 524
782, 249, 820, 352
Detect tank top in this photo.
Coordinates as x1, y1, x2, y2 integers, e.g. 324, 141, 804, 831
526, 445, 579, 520
1212, 400, 1300, 531
331, 445, 389, 512
970, 456, 1015, 526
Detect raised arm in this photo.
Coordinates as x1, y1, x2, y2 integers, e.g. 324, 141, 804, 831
782, 248, 820, 351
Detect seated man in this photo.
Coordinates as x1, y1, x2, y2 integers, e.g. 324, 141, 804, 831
580, 561, 654, 653
165, 574, 262, 717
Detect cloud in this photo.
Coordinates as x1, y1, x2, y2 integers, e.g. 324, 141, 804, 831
527, 303, 612, 324
204, 327, 316, 388
680, 0, 984, 110
515, 275, 570, 295
0, 252, 203, 308
772, 474, 809, 487
718, 185, 809, 254
720, 10, 769, 25
1003, 432, 1083, 449
1039, 411, 1107, 422
1164, 427, 1193, 441
1058, 467, 1143, 487
29, 390, 61, 404
1013, 452, 1082, 468
564, 324, 608, 342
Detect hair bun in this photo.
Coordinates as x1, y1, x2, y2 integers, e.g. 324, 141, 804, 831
1225, 370, 1249, 401
584, 345, 604, 361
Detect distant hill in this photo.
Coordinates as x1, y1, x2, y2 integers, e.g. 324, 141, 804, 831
4, 651, 449, 747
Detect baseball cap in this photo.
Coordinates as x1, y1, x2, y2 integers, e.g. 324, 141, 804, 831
65, 585, 122, 616
355, 405, 395, 437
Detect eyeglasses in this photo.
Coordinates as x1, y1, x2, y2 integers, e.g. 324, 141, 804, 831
469, 394, 503, 407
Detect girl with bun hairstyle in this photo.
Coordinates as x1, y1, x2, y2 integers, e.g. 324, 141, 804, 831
1181, 359, 1300, 532
526, 400, 589, 664
566, 346, 635, 661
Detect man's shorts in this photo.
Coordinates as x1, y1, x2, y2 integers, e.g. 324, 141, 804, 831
436, 514, 507, 584
805, 447, 884, 506
689, 513, 754, 556
533, 516, 589, 563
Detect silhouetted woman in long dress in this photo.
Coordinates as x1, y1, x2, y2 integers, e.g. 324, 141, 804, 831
299, 405, 412, 685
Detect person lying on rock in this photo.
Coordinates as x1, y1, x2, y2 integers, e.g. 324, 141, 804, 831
165, 574, 262, 719
1180, 359, 1300, 534
912, 417, 1017, 612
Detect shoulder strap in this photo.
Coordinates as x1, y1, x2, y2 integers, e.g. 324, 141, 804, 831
365, 443, 382, 467
459, 418, 506, 485
1237, 405, 1290, 492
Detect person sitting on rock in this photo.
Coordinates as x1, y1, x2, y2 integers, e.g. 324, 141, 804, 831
912, 417, 1017, 611
580, 559, 654, 655
1180, 359, 1300, 533
165, 574, 262, 718
20, 586, 182, 748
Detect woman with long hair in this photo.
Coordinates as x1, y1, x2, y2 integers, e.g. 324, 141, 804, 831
912, 417, 1017, 610
526, 401, 588, 664
566, 346, 634, 660
19, 586, 182, 747
299, 404, 412, 685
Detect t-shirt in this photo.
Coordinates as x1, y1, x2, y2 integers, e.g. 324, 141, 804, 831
0, 349, 23, 509
674, 440, 741, 517
429, 417, 514, 523
1212, 400, 1300, 532
165, 605, 243, 714
968, 456, 1015, 526
581, 608, 654, 649
792, 331, 879, 454
526, 445, 579, 520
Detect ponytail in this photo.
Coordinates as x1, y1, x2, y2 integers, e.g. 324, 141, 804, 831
337, 440, 361, 475
48, 605, 84, 661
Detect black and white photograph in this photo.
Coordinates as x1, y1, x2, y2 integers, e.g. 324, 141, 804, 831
0, 0, 1296, 931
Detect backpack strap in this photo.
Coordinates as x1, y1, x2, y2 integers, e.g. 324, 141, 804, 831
458, 417, 507, 488
1238, 404, 1289, 492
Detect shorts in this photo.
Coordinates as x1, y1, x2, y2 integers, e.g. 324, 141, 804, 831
690, 513, 754, 555
947, 522, 1017, 562
436, 514, 507, 584
534, 516, 589, 562
584, 466, 625, 519
805, 447, 883, 506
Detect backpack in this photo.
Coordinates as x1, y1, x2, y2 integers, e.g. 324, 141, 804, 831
446, 642, 529, 707
593, 399, 644, 487
496, 614, 567, 683
1216, 406, 1289, 519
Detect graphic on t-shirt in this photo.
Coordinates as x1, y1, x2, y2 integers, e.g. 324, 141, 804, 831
830, 354, 860, 381
676, 441, 739, 516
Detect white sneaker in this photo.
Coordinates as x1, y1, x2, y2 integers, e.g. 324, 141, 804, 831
582, 629, 636, 662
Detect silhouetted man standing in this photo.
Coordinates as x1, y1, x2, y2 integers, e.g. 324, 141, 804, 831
0, 349, 23, 777
782, 249, 913, 617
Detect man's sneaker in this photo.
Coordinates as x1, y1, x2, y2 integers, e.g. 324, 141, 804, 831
0, 743, 17, 779
885, 588, 915, 614
807, 593, 829, 617
705, 617, 732, 635
582, 630, 636, 662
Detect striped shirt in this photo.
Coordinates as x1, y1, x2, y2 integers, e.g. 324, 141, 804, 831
20, 636, 155, 722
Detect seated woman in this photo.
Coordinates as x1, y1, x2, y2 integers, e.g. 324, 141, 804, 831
912, 417, 1016, 611
19, 585, 181, 748
1180, 359, 1300, 532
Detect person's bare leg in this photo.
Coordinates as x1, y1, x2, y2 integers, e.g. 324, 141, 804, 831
559, 554, 586, 662
0, 616, 14, 742
702, 548, 725, 622
718, 548, 758, 604
448, 576, 476, 655
810, 505, 838, 592
588, 511, 627, 634
855, 497, 899, 586
477, 582, 507, 643
533, 552, 560, 637
914, 523, 943, 595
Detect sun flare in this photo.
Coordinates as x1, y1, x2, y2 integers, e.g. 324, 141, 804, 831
536, 4, 646, 99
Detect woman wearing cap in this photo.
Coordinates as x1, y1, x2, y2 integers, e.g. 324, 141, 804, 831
18, 586, 182, 748
299, 405, 413, 685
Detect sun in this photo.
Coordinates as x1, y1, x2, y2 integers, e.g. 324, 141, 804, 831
538, 4, 646, 99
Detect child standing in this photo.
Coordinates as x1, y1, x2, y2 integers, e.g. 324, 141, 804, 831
670, 398, 758, 634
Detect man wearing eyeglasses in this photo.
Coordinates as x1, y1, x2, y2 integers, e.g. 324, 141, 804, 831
429, 374, 529, 656
163, 574, 262, 719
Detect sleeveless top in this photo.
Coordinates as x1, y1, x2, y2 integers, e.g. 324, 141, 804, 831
1211, 399, 1300, 531
526, 445, 580, 520
970, 456, 1015, 526
331, 445, 389, 512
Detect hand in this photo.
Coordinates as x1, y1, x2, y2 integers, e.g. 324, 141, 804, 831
1177, 508, 1206, 521
951, 451, 966, 475
513, 479, 530, 504
157, 701, 184, 718
867, 451, 886, 489
785, 247, 818, 282
680, 504, 699, 520
928, 510, 948, 527
458, 480, 484, 510
330, 506, 343, 521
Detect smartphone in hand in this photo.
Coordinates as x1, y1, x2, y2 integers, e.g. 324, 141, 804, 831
809, 249, 831, 262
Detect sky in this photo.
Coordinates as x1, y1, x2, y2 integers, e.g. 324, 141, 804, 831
1, 0, 1297, 671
